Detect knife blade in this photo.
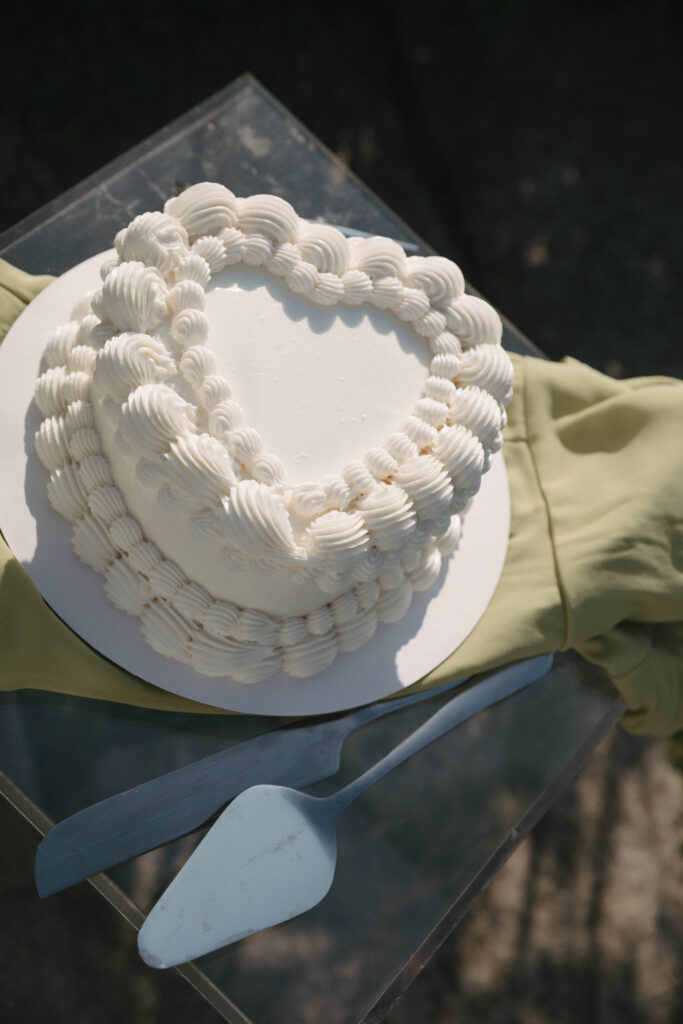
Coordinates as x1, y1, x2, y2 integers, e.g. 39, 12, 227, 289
35, 654, 553, 897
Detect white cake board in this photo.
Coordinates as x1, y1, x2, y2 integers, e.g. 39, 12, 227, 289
0, 253, 510, 717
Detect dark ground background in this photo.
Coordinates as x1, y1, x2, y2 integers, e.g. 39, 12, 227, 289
1, 1, 681, 1021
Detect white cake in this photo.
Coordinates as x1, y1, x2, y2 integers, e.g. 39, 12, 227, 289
33, 183, 513, 684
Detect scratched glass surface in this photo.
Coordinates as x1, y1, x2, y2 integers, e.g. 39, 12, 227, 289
0, 77, 620, 1024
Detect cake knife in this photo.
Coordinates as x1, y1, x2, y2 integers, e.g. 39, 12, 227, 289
138, 653, 554, 968
34, 655, 553, 897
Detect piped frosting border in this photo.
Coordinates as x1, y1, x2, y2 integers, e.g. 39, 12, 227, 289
33, 183, 513, 683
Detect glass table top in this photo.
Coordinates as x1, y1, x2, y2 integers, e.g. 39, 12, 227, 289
0, 75, 624, 1024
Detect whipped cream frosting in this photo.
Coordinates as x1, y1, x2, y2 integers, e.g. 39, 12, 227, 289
34, 183, 513, 683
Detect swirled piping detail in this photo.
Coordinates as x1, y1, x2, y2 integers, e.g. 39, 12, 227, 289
432, 424, 485, 492
340, 269, 373, 305
164, 182, 238, 239
191, 235, 227, 274
35, 415, 70, 471
43, 321, 81, 368
243, 235, 275, 268
92, 261, 168, 333
174, 253, 211, 288
127, 540, 162, 575
65, 400, 95, 433
350, 547, 384, 583
414, 397, 449, 428
402, 415, 438, 449
306, 605, 335, 636
415, 309, 448, 342
197, 374, 232, 409
456, 345, 514, 404
167, 279, 205, 315
291, 482, 329, 519
429, 331, 462, 356
208, 400, 245, 439
281, 633, 339, 678
115, 212, 189, 274
117, 384, 198, 459
364, 447, 399, 480
384, 432, 419, 463
396, 287, 431, 322
172, 581, 212, 624
179, 345, 217, 388
147, 559, 187, 599
237, 194, 300, 245
422, 375, 457, 405
354, 579, 381, 611
335, 608, 378, 653
229, 427, 263, 467
447, 385, 506, 449
200, 599, 239, 639
140, 601, 193, 663
218, 480, 303, 563
103, 558, 151, 616
430, 352, 461, 379
378, 563, 405, 591
370, 276, 403, 309
34, 366, 72, 417
445, 294, 503, 347
67, 345, 98, 374
405, 256, 465, 305
72, 515, 117, 571
308, 272, 346, 306
304, 510, 370, 568
78, 455, 113, 493
350, 236, 406, 279
162, 433, 237, 505
108, 515, 144, 551
297, 223, 350, 275
355, 484, 416, 552
171, 307, 210, 349
251, 453, 286, 486
88, 485, 127, 525
392, 455, 454, 521
188, 631, 279, 680
341, 460, 376, 499
266, 242, 301, 278
277, 616, 309, 647
47, 463, 90, 521
92, 334, 175, 403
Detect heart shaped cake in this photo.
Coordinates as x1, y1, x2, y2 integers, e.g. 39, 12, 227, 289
33, 183, 513, 684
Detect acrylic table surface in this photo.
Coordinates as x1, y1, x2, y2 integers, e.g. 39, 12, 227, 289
0, 76, 625, 1024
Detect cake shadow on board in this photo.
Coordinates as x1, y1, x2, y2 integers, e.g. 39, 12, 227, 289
222, 261, 417, 340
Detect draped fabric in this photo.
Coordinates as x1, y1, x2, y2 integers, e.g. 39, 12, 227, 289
2, 261, 681, 735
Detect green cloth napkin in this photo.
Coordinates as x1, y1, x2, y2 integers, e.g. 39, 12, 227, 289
0, 258, 54, 342
1, 260, 682, 735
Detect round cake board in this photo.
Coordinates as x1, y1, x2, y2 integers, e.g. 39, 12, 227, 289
0, 252, 510, 717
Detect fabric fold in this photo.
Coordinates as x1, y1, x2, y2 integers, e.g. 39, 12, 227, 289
0, 258, 55, 342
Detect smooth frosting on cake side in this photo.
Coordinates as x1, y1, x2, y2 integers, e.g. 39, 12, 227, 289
33, 183, 513, 683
